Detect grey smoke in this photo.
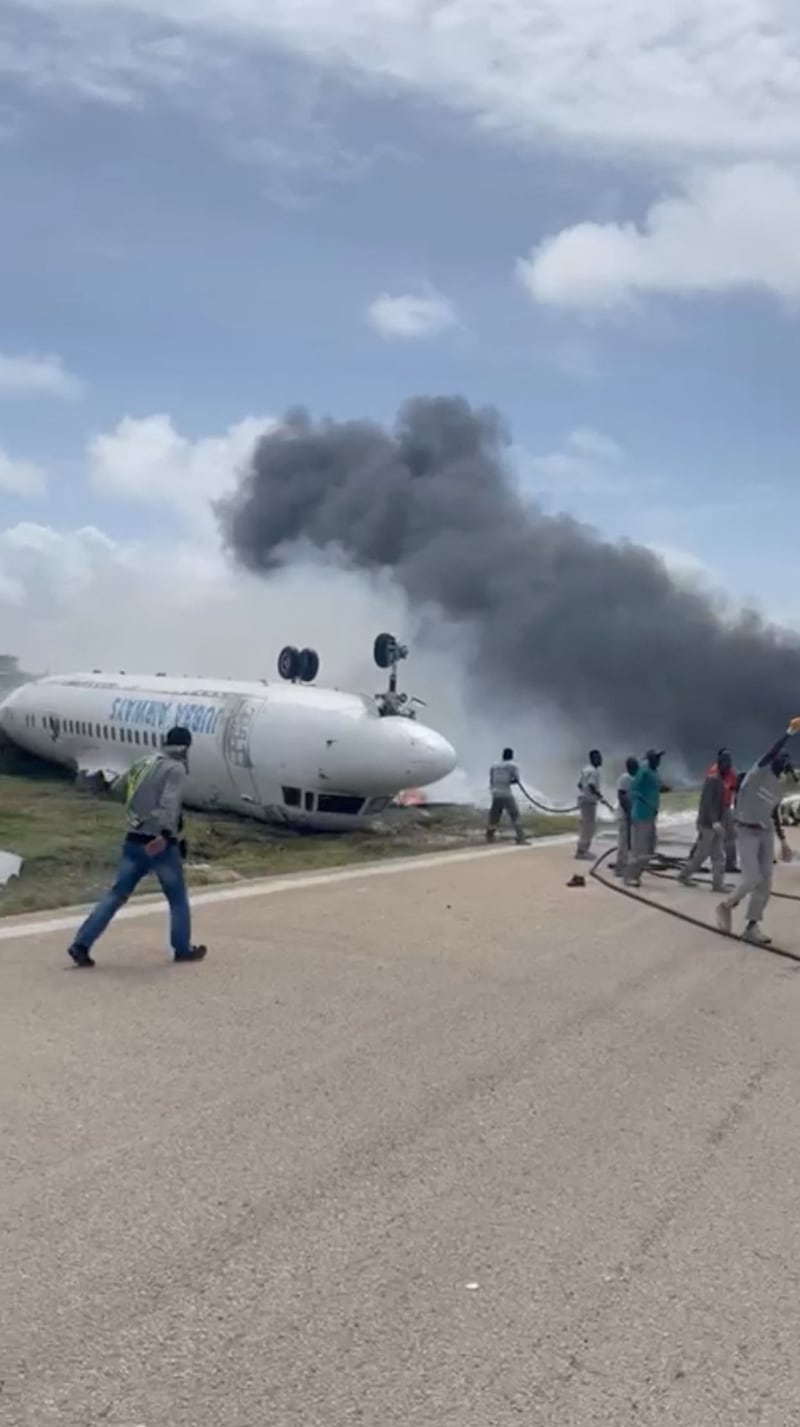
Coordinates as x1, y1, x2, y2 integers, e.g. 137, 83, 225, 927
217, 395, 800, 771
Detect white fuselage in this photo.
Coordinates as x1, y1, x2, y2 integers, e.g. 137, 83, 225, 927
0, 672, 458, 831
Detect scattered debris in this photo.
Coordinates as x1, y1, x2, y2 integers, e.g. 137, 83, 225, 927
0, 850, 22, 887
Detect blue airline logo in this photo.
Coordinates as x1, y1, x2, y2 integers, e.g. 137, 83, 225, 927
109, 696, 222, 736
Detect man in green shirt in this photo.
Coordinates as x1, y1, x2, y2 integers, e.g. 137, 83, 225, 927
623, 749, 665, 887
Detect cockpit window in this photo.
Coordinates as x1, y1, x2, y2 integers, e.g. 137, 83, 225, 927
317, 794, 365, 816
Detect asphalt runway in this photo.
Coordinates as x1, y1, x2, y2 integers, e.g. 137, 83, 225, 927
3, 834, 800, 1426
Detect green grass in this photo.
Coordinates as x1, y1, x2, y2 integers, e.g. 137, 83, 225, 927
0, 761, 579, 917
660, 787, 699, 812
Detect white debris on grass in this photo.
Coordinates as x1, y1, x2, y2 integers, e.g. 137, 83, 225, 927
0, 850, 22, 886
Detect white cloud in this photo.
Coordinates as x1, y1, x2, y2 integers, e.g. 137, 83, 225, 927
567, 428, 622, 462
11, 1, 800, 162
0, 351, 85, 401
520, 427, 628, 496
88, 412, 274, 529
649, 543, 715, 587
0, 449, 47, 496
517, 162, 800, 311
366, 290, 457, 340
0, 406, 583, 798
0, 410, 418, 684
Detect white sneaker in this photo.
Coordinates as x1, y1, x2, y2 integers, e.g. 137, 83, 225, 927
743, 923, 772, 946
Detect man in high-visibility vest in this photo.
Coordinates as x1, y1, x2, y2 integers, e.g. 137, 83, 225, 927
67, 725, 207, 968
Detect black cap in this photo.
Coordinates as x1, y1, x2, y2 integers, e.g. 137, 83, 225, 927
165, 725, 192, 749
645, 748, 665, 761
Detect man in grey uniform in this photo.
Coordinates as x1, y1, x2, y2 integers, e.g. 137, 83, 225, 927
486, 747, 527, 845
716, 718, 800, 945
67, 725, 207, 968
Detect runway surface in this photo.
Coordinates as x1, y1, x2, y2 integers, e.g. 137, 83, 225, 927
3, 834, 800, 1426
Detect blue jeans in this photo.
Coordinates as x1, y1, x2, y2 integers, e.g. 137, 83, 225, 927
74, 837, 191, 956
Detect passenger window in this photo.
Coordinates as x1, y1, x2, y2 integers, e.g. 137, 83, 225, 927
282, 786, 301, 807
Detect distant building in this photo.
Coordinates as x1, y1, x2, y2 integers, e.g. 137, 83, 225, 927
0, 654, 39, 699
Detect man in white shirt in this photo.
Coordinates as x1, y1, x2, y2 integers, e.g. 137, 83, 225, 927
576, 749, 611, 860
614, 756, 639, 879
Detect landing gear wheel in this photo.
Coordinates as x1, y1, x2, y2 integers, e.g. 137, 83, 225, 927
298, 647, 319, 683
278, 645, 300, 681
373, 633, 396, 670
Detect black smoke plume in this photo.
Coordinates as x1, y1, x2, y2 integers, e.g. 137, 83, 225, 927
218, 395, 800, 771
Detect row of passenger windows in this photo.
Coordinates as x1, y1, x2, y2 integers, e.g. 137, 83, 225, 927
26, 712, 164, 749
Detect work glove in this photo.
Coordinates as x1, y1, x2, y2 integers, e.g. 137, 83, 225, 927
780, 839, 794, 864
712, 822, 723, 833
787, 717, 800, 735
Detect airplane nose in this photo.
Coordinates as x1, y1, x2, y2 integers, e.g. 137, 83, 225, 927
321, 716, 458, 794
395, 722, 458, 786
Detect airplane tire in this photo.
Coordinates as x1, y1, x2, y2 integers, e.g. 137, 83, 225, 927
373, 632, 396, 669
278, 645, 301, 681
298, 647, 320, 683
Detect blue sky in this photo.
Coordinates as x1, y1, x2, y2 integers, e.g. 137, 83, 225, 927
2, 0, 800, 668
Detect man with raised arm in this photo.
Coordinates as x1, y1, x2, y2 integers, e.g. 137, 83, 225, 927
716, 718, 800, 946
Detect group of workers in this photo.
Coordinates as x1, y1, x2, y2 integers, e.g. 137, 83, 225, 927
488, 717, 800, 948
576, 721, 800, 945
575, 746, 668, 889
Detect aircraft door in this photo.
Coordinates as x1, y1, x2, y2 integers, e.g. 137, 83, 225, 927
219, 697, 265, 810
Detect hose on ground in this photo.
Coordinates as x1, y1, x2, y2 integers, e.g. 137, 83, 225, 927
588, 845, 800, 966
644, 849, 800, 903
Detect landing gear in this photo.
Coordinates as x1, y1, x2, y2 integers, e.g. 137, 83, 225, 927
277, 646, 320, 684
373, 632, 404, 670
373, 631, 424, 718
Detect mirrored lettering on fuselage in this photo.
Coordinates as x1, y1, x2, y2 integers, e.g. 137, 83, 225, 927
108, 696, 222, 737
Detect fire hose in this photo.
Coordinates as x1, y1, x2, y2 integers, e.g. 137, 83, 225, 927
588, 845, 800, 967
517, 781, 580, 816
512, 771, 800, 962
